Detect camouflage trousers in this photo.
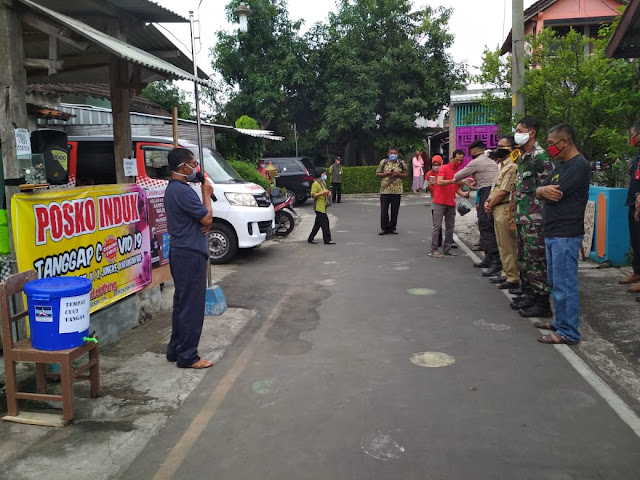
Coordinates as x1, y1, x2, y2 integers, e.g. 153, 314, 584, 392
516, 222, 550, 295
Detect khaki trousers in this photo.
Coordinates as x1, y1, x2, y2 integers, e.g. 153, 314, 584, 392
493, 204, 518, 283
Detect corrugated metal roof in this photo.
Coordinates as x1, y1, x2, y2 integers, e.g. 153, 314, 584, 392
40, 104, 285, 141
18, 0, 210, 86
107, 0, 187, 22
24, 24, 208, 84
29, 0, 187, 23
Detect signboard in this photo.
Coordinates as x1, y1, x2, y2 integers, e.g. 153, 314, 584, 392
14, 128, 31, 156
123, 157, 138, 177
12, 185, 152, 313
143, 184, 170, 268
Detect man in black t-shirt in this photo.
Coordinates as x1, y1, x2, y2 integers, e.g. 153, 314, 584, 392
535, 124, 590, 345
619, 121, 640, 295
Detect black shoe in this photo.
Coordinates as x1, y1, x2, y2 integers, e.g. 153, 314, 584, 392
482, 264, 503, 277
389, 230, 398, 235
510, 292, 535, 310
489, 275, 507, 284
474, 259, 491, 268
509, 287, 525, 296
337, 201, 342, 203
498, 281, 519, 290
518, 295, 553, 318
325, 241, 336, 245
308, 240, 318, 244
519, 305, 553, 318
379, 230, 389, 235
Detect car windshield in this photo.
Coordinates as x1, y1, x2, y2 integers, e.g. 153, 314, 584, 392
192, 147, 245, 183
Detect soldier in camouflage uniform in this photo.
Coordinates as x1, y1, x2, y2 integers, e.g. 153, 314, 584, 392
510, 117, 554, 318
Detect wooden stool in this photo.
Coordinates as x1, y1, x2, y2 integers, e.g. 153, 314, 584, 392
0, 271, 100, 424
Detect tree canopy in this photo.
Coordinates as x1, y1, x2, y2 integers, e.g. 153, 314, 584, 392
141, 81, 194, 120
476, 26, 640, 186
211, 0, 465, 165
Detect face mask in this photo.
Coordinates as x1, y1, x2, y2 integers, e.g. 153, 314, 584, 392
470, 153, 480, 159
514, 132, 531, 146
321, 174, 327, 181
433, 165, 440, 171
388, 154, 398, 162
495, 148, 511, 158
258, 163, 266, 168
335, 160, 340, 165
547, 141, 566, 158
632, 134, 639, 148
177, 162, 198, 182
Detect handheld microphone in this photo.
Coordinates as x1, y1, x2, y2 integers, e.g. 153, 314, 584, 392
196, 171, 217, 202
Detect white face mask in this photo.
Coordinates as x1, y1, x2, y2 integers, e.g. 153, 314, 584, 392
321, 174, 328, 182
514, 131, 532, 146
176, 162, 198, 182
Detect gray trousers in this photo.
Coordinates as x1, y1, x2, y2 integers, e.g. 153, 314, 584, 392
432, 203, 456, 253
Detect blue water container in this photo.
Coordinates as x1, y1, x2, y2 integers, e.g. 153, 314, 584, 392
24, 277, 92, 351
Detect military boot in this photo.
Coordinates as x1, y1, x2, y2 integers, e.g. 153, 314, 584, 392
510, 290, 535, 310
519, 294, 553, 318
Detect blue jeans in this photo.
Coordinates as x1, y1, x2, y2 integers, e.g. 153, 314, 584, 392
545, 236, 583, 342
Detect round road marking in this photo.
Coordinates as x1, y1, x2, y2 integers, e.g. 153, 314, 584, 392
407, 288, 437, 296
252, 378, 277, 395
411, 352, 455, 368
361, 431, 405, 461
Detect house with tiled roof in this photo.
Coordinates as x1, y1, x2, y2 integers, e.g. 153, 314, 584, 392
501, 0, 627, 55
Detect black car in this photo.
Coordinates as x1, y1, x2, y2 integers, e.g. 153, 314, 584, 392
262, 157, 314, 205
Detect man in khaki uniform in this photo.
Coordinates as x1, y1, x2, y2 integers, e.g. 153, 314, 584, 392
484, 135, 519, 289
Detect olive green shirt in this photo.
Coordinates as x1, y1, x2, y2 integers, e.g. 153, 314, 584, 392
312, 180, 328, 213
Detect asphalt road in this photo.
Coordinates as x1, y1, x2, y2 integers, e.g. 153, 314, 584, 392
124, 196, 640, 480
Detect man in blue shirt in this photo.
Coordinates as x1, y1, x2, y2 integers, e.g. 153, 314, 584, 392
164, 148, 214, 368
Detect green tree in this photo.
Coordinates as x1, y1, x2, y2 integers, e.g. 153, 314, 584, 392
211, 0, 309, 131
476, 26, 640, 185
313, 0, 466, 164
141, 81, 194, 120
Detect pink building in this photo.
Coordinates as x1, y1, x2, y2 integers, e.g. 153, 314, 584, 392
501, 0, 627, 55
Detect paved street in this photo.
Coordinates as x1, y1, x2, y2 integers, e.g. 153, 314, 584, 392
125, 196, 640, 480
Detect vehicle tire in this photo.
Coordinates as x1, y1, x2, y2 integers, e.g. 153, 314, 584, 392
285, 189, 298, 207
275, 211, 295, 236
208, 223, 238, 264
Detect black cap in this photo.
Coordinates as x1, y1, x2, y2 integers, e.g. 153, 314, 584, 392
314, 167, 326, 178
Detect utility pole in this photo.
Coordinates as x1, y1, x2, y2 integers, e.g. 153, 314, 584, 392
512, 0, 526, 118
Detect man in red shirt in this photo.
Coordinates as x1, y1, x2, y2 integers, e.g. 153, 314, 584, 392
429, 150, 468, 257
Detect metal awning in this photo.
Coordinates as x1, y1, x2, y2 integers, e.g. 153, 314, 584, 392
606, 0, 640, 58
17, 0, 210, 86
27, 0, 187, 23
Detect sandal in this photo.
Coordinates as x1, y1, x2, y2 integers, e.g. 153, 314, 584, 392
537, 333, 578, 345
533, 321, 557, 331
443, 251, 458, 256
179, 359, 214, 369
428, 252, 443, 258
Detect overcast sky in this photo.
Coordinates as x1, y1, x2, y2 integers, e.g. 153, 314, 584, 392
155, 0, 537, 89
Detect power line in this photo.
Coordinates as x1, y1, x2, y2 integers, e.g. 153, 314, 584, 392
154, 22, 193, 55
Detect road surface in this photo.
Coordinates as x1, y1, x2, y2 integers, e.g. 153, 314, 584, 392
124, 195, 640, 480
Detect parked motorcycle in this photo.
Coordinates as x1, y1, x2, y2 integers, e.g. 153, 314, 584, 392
271, 190, 297, 236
